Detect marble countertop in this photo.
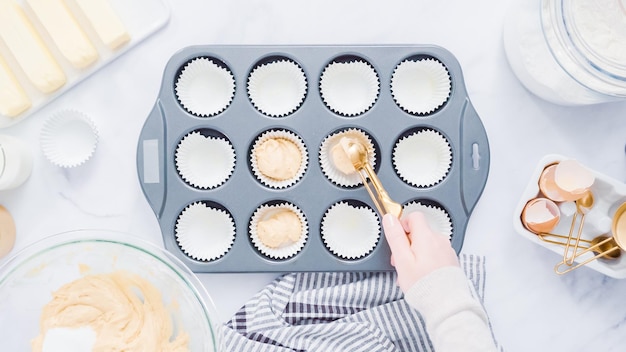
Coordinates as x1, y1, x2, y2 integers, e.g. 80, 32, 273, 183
2, 0, 626, 351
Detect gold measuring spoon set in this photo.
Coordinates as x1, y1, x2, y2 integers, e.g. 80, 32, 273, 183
520, 161, 626, 275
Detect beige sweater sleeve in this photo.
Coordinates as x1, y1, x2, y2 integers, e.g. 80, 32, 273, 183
403, 266, 498, 352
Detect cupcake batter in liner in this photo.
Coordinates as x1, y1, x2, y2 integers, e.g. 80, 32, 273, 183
319, 128, 376, 187
175, 57, 235, 117
393, 129, 452, 187
403, 201, 453, 240
250, 129, 308, 189
175, 201, 235, 261
391, 58, 451, 115
175, 131, 235, 190
247, 59, 307, 117
249, 202, 308, 260
321, 201, 380, 259
319, 59, 380, 116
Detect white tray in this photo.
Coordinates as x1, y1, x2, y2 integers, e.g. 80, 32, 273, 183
513, 154, 626, 278
0, 0, 170, 128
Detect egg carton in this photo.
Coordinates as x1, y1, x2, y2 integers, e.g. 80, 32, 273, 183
513, 154, 626, 278
136, 44, 490, 273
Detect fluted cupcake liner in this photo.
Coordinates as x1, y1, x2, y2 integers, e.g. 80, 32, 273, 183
247, 59, 307, 117
175, 131, 235, 189
321, 201, 380, 259
391, 58, 451, 115
175, 202, 235, 261
250, 129, 308, 189
249, 202, 308, 259
40, 110, 98, 168
319, 128, 376, 187
175, 57, 235, 117
319, 59, 379, 116
403, 201, 453, 239
393, 129, 452, 187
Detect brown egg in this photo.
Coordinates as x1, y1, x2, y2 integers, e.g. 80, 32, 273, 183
521, 198, 560, 234
0, 205, 16, 258
538, 164, 569, 202
539, 160, 594, 202
553, 159, 594, 201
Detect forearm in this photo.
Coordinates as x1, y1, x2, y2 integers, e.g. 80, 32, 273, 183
403, 266, 497, 352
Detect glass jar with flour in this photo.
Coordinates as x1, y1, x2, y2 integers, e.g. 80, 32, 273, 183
504, 0, 626, 105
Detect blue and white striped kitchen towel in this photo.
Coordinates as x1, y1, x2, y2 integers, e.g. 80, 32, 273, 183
222, 254, 503, 351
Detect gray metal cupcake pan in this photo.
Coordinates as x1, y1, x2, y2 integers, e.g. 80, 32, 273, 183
136, 45, 490, 273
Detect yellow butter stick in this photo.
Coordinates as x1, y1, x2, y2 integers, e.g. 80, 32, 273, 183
0, 54, 31, 117
0, 0, 66, 94
26, 0, 99, 69
74, 0, 130, 50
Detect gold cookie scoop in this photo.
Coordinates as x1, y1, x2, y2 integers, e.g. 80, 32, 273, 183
340, 137, 402, 218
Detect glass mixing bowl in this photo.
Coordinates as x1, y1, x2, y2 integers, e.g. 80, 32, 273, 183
0, 230, 222, 351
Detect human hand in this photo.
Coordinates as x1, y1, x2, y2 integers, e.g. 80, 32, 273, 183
382, 211, 459, 292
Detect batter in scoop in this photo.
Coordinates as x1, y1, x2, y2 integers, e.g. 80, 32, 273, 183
31, 270, 189, 352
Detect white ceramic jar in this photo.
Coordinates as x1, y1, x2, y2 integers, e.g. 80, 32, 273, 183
503, 0, 626, 105
0, 134, 33, 190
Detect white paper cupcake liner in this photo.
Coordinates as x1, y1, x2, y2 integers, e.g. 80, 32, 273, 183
40, 110, 98, 168
175, 202, 235, 261
175, 57, 235, 117
391, 58, 451, 115
250, 130, 308, 189
319, 60, 380, 116
319, 129, 376, 187
393, 129, 452, 187
403, 201, 453, 239
247, 59, 307, 117
249, 202, 308, 259
175, 131, 235, 189
321, 201, 380, 259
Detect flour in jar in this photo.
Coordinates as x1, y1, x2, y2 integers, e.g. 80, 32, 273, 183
571, 0, 626, 63
503, 0, 626, 105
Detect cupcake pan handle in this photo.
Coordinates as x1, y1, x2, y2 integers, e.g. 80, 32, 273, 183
136, 101, 167, 218
459, 98, 490, 216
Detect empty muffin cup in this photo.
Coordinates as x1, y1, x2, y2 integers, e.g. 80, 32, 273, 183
319, 58, 379, 116
319, 128, 376, 187
175, 57, 235, 117
250, 129, 308, 189
321, 201, 380, 259
391, 58, 451, 115
175, 131, 235, 189
393, 129, 452, 187
249, 202, 308, 259
247, 58, 307, 117
40, 110, 98, 168
403, 201, 453, 239
175, 201, 236, 261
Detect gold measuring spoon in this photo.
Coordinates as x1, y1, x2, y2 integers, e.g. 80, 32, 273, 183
536, 233, 593, 249
554, 235, 621, 275
340, 137, 403, 218
564, 191, 594, 265
554, 201, 626, 275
